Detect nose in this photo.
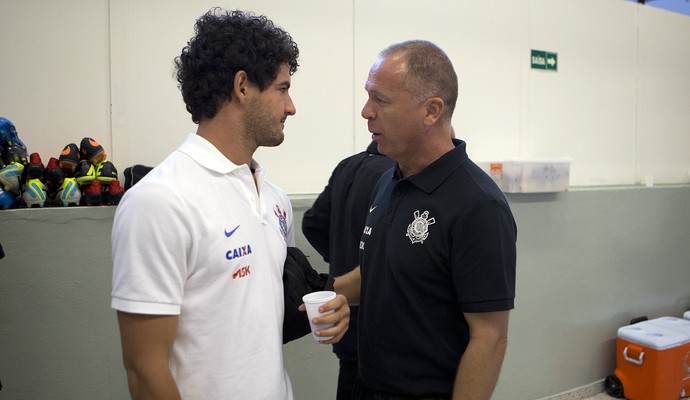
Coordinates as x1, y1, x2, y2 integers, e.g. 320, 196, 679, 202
286, 94, 296, 116
361, 99, 374, 120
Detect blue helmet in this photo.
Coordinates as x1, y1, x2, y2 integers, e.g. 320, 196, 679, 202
0, 117, 28, 165
0, 117, 27, 149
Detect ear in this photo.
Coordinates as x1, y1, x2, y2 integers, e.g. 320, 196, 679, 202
423, 97, 444, 126
232, 70, 250, 102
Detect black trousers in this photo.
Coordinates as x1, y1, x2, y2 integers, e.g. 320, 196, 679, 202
351, 375, 449, 400
336, 359, 358, 400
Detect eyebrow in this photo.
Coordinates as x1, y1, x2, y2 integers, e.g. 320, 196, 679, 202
276, 79, 291, 89
367, 88, 388, 100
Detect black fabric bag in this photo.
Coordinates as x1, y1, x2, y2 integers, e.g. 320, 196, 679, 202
123, 164, 154, 191
283, 246, 334, 343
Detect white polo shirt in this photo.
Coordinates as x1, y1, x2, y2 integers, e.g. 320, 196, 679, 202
112, 133, 295, 400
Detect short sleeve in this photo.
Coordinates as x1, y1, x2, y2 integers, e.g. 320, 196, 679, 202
111, 182, 194, 315
452, 198, 517, 312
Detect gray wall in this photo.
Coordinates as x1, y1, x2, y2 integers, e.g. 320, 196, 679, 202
1, 186, 689, 399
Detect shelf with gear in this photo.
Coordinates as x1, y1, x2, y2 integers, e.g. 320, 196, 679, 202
0, 117, 125, 209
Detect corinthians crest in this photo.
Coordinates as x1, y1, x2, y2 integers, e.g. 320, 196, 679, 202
274, 205, 288, 242
406, 210, 435, 244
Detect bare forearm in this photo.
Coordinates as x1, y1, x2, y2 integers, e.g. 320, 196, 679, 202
452, 335, 507, 399
117, 312, 181, 400
125, 367, 181, 400
333, 266, 361, 305
453, 311, 510, 399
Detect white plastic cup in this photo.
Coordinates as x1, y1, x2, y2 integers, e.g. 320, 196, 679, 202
302, 290, 336, 341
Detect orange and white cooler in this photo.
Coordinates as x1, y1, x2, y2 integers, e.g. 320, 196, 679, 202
615, 317, 690, 399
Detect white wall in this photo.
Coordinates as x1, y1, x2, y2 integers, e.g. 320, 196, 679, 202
108, 0, 357, 194
353, 0, 525, 165
521, 0, 639, 186
637, 6, 690, 184
1, 0, 689, 194
0, 0, 111, 168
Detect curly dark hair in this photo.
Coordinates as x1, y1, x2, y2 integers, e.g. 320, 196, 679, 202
175, 8, 299, 123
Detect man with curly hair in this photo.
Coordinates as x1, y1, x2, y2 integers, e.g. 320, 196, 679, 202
111, 9, 350, 399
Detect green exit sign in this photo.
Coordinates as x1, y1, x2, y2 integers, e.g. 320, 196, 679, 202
531, 49, 558, 71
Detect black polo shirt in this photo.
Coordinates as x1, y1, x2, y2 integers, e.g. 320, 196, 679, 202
358, 139, 517, 396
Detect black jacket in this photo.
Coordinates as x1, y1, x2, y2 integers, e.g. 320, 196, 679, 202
282, 246, 334, 343
302, 142, 394, 358
302, 142, 394, 277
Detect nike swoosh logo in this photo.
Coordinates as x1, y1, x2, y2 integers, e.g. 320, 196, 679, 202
369, 205, 377, 212
224, 225, 240, 237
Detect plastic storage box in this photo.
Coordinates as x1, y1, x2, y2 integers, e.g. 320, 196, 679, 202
614, 317, 690, 399
478, 158, 571, 193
